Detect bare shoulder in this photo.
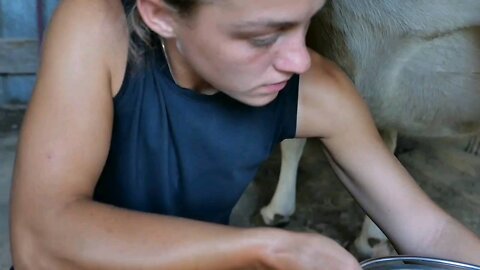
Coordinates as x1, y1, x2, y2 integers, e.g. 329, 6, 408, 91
50, 0, 129, 52
296, 50, 373, 138
12, 0, 129, 204
43, 0, 129, 95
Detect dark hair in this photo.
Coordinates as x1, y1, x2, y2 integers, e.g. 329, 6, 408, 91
126, 0, 203, 65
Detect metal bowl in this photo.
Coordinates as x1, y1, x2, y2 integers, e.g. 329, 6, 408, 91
360, 256, 480, 270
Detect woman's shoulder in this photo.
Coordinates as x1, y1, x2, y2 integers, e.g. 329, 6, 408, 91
300, 49, 351, 95
47, 0, 129, 57
44, 0, 129, 96
299, 49, 358, 113
296, 49, 370, 137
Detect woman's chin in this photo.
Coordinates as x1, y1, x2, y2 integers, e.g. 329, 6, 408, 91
241, 93, 279, 107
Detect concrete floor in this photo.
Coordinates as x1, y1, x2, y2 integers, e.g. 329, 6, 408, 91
1, 113, 479, 268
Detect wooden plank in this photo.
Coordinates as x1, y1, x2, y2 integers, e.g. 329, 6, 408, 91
1, 0, 37, 37
0, 76, 6, 105
5, 75, 36, 103
0, 39, 38, 74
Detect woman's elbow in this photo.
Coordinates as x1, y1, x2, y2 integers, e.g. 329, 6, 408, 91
10, 210, 67, 270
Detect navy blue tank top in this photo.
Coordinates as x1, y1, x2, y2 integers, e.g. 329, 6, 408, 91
93, 47, 299, 224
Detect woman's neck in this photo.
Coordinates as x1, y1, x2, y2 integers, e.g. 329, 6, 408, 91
161, 39, 218, 95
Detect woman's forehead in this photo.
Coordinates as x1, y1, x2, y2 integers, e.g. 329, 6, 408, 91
203, 0, 326, 22
215, 0, 325, 10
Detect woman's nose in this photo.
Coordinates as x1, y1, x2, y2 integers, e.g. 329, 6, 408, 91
273, 36, 311, 74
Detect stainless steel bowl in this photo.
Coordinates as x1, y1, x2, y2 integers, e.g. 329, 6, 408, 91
360, 256, 480, 270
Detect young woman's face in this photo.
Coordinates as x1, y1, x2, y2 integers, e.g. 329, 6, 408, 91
171, 0, 326, 106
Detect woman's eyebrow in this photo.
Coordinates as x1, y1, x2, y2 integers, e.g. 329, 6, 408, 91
230, 20, 297, 30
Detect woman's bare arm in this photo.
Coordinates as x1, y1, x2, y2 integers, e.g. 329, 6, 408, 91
297, 52, 480, 265
9, 1, 261, 269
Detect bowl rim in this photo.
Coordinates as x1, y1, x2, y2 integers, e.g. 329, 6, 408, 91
360, 256, 480, 270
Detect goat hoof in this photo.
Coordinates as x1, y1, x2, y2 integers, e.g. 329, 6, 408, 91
260, 207, 291, 227
353, 236, 396, 259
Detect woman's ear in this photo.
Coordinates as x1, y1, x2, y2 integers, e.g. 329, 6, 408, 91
136, 0, 177, 38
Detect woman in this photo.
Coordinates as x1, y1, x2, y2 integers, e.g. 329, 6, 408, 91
10, 0, 480, 269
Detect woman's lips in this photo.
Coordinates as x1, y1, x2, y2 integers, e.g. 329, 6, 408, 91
263, 81, 288, 93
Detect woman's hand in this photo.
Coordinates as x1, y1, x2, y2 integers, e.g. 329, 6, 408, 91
251, 228, 361, 270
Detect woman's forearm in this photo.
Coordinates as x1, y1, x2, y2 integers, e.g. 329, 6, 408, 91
427, 215, 480, 266
12, 198, 268, 270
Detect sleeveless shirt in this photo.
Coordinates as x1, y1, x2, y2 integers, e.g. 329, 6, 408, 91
93, 1, 300, 224
93, 48, 299, 224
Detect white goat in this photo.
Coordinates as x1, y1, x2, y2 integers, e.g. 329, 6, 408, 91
261, 0, 480, 258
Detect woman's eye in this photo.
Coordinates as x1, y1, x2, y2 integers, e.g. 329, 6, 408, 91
250, 35, 279, 47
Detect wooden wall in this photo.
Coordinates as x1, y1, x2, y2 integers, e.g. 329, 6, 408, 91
0, 0, 59, 106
